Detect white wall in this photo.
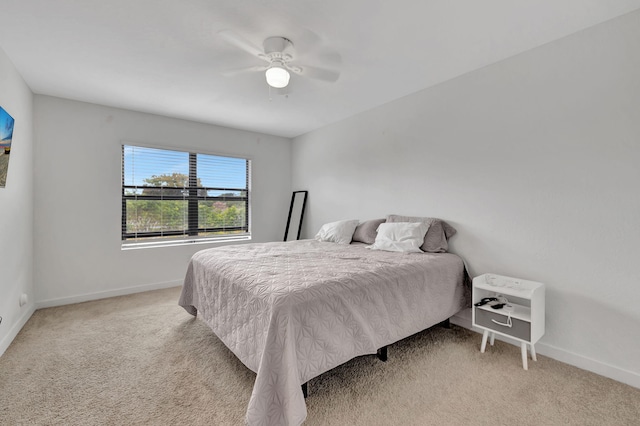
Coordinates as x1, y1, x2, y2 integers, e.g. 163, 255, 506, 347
292, 11, 640, 386
34, 96, 291, 306
0, 47, 35, 356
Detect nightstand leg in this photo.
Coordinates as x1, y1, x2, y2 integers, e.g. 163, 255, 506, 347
489, 332, 495, 346
481, 330, 489, 353
530, 344, 537, 362
521, 342, 528, 370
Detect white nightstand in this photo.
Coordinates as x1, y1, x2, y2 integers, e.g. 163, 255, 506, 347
472, 273, 545, 370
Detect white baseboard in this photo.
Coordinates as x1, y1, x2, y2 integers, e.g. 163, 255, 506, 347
0, 304, 36, 357
451, 311, 640, 389
535, 342, 640, 389
36, 280, 182, 309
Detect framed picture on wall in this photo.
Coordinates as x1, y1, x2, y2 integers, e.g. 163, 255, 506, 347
0, 105, 15, 188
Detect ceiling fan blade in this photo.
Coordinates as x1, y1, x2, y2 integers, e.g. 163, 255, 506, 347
318, 51, 342, 67
218, 30, 266, 59
221, 65, 266, 77
296, 50, 342, 67
290, 64, 340, 83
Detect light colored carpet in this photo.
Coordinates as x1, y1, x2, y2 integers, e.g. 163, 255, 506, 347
1, 287, 639, 425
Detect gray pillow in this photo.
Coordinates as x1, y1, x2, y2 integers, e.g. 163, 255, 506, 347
385, 215, 457, 253
351, 218, 386, 244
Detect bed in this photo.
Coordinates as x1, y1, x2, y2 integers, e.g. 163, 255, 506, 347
179, 223, 470, 425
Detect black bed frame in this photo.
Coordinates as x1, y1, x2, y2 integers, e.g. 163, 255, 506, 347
301, 318, 451, 398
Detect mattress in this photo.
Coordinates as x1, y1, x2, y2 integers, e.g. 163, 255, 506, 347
179, 239, 469, 425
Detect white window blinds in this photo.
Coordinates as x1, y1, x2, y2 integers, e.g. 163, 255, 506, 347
122, 145, 250, 246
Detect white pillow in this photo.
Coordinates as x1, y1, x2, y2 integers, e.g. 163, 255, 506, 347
314, 220, 360, 244
369, 222, 430, 253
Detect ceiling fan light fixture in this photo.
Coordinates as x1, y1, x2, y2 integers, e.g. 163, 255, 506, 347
265, 65, 290, 88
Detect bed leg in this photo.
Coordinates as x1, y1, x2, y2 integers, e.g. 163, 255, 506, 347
377, 346, 388, 362
302, 382, 308, 398
439, 318, 451, 329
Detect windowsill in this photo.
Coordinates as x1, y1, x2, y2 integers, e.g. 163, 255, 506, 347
121, 235, 251, 250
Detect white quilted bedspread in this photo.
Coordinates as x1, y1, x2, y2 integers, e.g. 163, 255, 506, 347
179, 240, 468, 425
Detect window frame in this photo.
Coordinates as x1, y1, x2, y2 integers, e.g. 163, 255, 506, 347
121, 144, 251, 248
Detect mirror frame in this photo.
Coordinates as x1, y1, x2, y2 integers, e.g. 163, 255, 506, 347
284, 191, 308, 241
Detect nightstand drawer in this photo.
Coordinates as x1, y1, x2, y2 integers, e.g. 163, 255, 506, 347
475, 308, 531, 341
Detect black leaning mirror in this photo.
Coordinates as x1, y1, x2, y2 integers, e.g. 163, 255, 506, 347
284, 191, 308, 241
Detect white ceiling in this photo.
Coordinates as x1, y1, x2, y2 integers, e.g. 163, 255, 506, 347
1, 1, 640, 138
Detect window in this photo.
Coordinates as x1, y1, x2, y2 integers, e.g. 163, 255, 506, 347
122, 145, 250, 247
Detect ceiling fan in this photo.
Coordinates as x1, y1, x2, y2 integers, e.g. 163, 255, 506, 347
218, 30, 341, 90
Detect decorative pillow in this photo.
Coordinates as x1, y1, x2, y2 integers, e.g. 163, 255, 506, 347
314, 219, 360, 244
369, 222, 429, 253
351, 218, 386, 244
385, 214, 457, 253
